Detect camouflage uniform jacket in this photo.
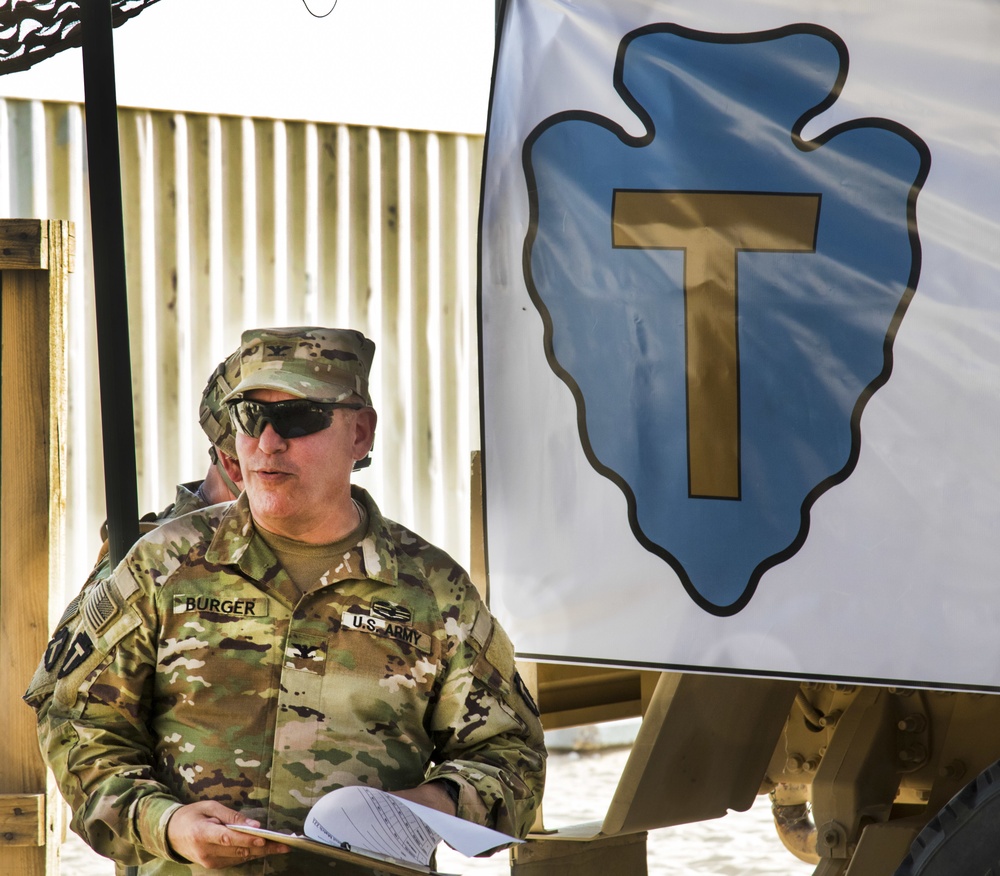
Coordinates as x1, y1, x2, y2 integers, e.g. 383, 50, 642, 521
150, 480, 209, 522
26, 487, 545, 874
89, 481, 210, 587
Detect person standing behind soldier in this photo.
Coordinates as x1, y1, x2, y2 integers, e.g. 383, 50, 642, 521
27, 326, 546, 875
84, 349, 245, 586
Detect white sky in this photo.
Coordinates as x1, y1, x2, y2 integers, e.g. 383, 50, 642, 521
0, 0, 497, 133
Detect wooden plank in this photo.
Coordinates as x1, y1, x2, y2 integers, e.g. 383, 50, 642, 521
0, 220, 48, 270
1, 268, 53, 786
0, 795, 45, 847
0, 219, 72, 876
0, 268, 53, 876
0, 220, 74, 274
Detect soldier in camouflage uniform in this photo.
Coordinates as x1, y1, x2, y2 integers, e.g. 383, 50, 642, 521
26, 326, 546, 875
88, 348, 245, 585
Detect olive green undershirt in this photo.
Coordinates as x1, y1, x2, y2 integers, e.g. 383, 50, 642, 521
255, 500, 368, 595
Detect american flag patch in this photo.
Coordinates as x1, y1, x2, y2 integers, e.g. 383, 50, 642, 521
82, 581, 119, 633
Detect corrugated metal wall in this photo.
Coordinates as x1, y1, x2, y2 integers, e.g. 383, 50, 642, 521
0, 97, 484, 599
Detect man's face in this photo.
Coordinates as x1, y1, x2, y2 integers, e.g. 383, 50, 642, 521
234, 388, 376, 542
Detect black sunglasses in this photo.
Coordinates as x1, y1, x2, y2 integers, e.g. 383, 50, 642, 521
227, 398, 364, 440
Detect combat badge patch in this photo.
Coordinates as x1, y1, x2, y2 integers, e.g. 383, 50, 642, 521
58, 631, 94, 678
371, 599, 412, 623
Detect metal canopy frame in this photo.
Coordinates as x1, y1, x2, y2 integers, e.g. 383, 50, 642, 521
80, 0, 139, 565
1, 0, 151, 565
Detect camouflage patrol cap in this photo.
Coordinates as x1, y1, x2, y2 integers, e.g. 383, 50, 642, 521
198, 350, 241, 458
223, 327, 375, 405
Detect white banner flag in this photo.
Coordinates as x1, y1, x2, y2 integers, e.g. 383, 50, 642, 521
480, 0, 1000, 690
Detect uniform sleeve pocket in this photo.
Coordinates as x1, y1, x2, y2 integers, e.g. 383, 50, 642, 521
469, 608, 515, 698
468, 609, 542, 728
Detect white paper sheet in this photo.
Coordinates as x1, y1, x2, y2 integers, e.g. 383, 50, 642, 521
305, 786, 522, 863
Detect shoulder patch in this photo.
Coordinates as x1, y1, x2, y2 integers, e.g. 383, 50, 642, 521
58, 631, 95, 678
43, 626, 71, 672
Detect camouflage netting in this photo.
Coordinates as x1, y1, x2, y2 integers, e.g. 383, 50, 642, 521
0, 0, 163, 75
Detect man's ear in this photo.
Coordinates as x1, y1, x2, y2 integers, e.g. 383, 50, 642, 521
219, 451, 244, 491
353, 408, 378, 462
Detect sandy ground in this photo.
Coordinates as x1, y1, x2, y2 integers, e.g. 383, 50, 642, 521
59, 746, 816, 875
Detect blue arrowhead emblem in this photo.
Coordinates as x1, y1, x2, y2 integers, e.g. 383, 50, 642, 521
522, 24, 930, 615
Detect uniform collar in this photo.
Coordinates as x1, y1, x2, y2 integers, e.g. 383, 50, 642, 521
205, 487, 398, 588
171, 481, 210, 518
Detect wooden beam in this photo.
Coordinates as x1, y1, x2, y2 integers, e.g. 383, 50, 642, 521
0, 795, 45, 847
470, 450, 488, 601
0, 219, 49, 270
0, 218, 72, 876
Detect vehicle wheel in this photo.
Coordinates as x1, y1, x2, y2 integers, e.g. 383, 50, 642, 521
894, 759, 1000, 876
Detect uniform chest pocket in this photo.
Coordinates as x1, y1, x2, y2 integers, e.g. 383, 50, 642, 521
162, 595, 276, 692
336, 608, 440, 696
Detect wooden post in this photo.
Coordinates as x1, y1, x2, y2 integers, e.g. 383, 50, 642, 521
0, 219, 73, 876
